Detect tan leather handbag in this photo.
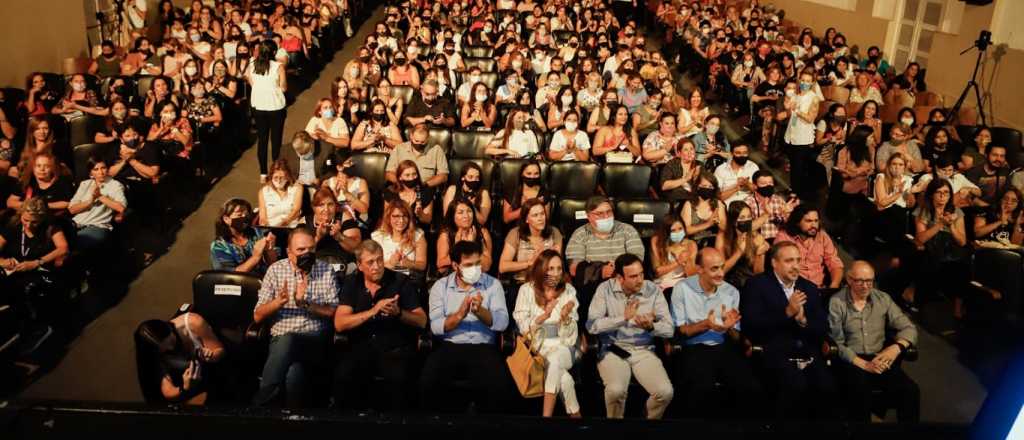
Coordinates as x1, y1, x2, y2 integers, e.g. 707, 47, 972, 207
506, 327, 547, 398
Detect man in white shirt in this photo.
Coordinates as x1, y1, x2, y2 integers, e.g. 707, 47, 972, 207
714, 144, 760, 205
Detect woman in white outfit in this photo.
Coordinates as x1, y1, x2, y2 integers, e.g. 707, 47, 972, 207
512, 249, 581, 418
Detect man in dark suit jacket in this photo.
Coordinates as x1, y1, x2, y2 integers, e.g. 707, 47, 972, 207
740, 240, 839, 419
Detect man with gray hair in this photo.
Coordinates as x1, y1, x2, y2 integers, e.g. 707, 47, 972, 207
333, 240, 426, 411
828, 260, 919, 422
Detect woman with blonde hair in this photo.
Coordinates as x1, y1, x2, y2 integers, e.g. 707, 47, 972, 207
371, 200, 427, 277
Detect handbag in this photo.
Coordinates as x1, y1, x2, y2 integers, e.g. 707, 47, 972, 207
506, 326, 547, 398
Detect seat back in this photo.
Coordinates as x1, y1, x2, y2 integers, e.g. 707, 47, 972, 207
614, 200, 671, 239
67, 113, 97, 149
447, 158, 496, 190
463, 57, 496, 72
549, 161, 600, 199
73, 143, 115, 181
497, 158, 549, 197
348, 152, 390, 192
191, 270, 262, 332
478, 72, 499, 90
955, 125, 977, 145
553, 198, 589, 236
463, 46, 494, 58
602, 164, 652, 199
135, 75, 173, 102
392, 85, 416, 106
406, 126, 452, 154
451, 129, 495, 158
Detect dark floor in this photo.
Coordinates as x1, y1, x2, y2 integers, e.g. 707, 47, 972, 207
13, 7, 997, 425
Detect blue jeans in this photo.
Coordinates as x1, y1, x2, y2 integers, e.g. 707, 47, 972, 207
76, 226, 111, 256
255, 332, 327, 407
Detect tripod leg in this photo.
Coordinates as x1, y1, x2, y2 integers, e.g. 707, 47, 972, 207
947, 81, 974, 122
973, 83, 987, 126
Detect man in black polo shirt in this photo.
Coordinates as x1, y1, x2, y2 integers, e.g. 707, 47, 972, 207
404, 79, 455, 128
332, 240, 426, 411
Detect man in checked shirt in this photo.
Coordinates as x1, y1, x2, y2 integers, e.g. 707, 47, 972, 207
253, 226, 339, 407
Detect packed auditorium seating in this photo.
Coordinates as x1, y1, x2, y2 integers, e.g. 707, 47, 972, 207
1, 0, 1021, 425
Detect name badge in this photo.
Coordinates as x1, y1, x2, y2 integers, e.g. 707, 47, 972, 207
574, 210, 587, 220
214, 285, 242, 296
633, 214, 654, 223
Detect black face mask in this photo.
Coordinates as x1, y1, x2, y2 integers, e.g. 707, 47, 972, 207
395, 57, 407, 66
423, 96, 436, 105
124, 138, 140, 148
295, 252, 316, 272
733, 156, 749, 166
401, 178, 420, 189
756, 185, 775, 197
411, 141, 426, 150
237, 52, 250, 59
696, 187, 715, 200
359, 55, 370, 62
736, 220, 753, 233
372, 113, 386, 122
229, 216, 249, 231
463, 179, 482, 191
522, 176, 541, 187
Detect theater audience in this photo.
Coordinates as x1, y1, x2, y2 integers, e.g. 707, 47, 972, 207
68, 156, 127, 256
912, 179, 969, 318
442, 161, 492, 224
258, 159, 303, 228
436, 198, 493, 275
566, 196, 644, 281
650, 213, 698, 290
210, 197, 277, 275
774, 205, 844, 290
501, 160, 549, 224
371, 201, 427, 278
499, 198, 562, 284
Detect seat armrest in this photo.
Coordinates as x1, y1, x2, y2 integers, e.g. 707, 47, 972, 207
822, 337, 839, 359
499, 330, 516, 356
244, 321, 270, 345
416, 329, 433, 352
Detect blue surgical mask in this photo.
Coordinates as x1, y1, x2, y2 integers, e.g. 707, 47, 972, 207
670, 230, 686, 243
595, 217, 614, 233
322, 109, 334, 118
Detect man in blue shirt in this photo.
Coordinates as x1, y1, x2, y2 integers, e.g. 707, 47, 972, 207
587, 253, 675, 419
670, 248, 763, 418
420, 240, 513, 413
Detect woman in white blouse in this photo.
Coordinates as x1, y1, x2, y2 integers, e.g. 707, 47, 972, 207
547, 110, 591, 161
370, 201, 427, 277
320, 151, 370, 222
485, 108, 540, 158
305, 98, 351, 149
258, 159, 303, 228
512, 250, 581, 418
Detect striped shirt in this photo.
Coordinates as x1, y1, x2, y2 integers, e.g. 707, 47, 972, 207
256, 258, 339, 337
565, 221, 645, 265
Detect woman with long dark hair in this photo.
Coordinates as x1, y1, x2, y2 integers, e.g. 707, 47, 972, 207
502, 160, 549, 224
442, 161, 491, 224
499, 198, 563, 284
435, 198, 492, 275
134, 314, 225, 405
911, 179, 970, 317
715, 201, 769, 289
246, 40, 287, 181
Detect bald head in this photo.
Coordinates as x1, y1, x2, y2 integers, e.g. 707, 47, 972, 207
845, 260, 875, 296
697, 247, 725, 289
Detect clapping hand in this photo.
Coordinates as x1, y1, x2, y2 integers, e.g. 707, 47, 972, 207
785, 290, 807, 320
560, 300, 576, 323
469, 292, 484, 315
633, 313, 655, 330
373, 295, 400, 317
624, 298, 640, 321
274, 279, 290, 307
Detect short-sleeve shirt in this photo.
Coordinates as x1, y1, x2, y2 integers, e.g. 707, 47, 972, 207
548, 129, 592, 161
964, 165, 1010, 203
111, 142, 161, 183
0, 222, 58, 266
304, 116, 350, 139
503, 227, 563, 281
70, 177, 128, 230
406, 93, 455, 123
875, 141, 923, 174
21, 177, 74, 206
714, 160, 761, 205
338, 269, 421, 349
385, 142, 449, 182
565, 221, 645, 264
255, 258, 339, 337
209, 228, 269, 274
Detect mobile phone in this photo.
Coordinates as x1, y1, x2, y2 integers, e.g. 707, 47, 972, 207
608, 344, 632, 359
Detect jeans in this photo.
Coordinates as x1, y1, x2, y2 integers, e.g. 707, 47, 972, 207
597, 347, 674, 419
76, 226, 111, 256
252, 108, 286, 175
255, 332, 327, 407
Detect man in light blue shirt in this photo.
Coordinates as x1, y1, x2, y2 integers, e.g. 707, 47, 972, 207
670, 247, 763, 418
587, 253, 674, 419
420, 240, 513, 413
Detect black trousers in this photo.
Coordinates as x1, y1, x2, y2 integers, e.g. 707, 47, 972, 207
838, 356, 920, 422
676, 344, 763, 419
786, 143, 819, 202
252, 108, 286, 175
333, 341, 415, 411
418, 342, 514, 413
762, 354, 840, 420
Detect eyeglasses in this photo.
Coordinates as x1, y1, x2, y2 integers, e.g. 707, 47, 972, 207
848, 278, 874, 285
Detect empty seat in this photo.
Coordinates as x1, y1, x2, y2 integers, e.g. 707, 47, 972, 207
451, 129, 495, 159
191, 270, 262, 346
614, 200, 671, 239
101, 75, 137, 97
602, 163, 652, 199
447, 158, 496, 190
496, 158, 549, 197
955, 125, 978, 145
553, 198, 589, 236
348, 152, 390, 192
135, 75, 174, 102
67, 113, 97, 149
463, 46, 494, 58
463, 57, 496, 72
405, 126, 452, 154
548, 161, 600, 199
392, 85, 416, 106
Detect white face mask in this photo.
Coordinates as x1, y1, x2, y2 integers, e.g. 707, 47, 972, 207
161, 112, 176, 122
272, 179, 287, 190
72, 83, 86, 92
561, 95, 573, 105
184, 66, 198, 76
744, 60, 753, 68
475, 93, 488, 102
564, 121, 577, 131
459, 264, 482, 284
900, 117, 915, 126
706, 124, 720, 135
469, 75, 481, 84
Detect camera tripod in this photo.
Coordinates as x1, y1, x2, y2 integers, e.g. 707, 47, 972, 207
947, 30, 991, 126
